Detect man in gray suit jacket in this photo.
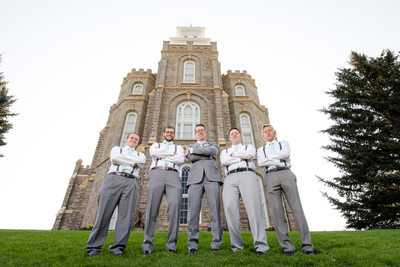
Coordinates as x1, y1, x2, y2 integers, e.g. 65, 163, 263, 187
185, 124, 223, 254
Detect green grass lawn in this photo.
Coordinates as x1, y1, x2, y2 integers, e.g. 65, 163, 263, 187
0, 230, 399, 266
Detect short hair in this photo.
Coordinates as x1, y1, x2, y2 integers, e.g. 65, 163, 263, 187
126, 132, 139, 139
262, 124, 275, 132
261, 124, 277, 140
229, 127, 241, 134
194, 123, 206, 132
164, 126, 175, 132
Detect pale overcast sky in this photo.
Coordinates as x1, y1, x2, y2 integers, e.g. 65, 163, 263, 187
0, 0, 399, 230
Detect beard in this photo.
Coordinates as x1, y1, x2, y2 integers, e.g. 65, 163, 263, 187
164, 136, 174, 142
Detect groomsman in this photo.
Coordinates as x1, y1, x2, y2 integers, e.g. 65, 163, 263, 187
142, 126, 185, 255
186, 124, 223, 254
257, 124, 314, 256
86, 133, 146, 257
220, 128, 269, 254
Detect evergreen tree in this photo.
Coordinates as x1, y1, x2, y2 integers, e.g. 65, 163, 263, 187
0, 55, 17, 157
320, 50, 400, 229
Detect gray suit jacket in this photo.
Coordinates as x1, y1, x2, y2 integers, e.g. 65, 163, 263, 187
187, 141, 222, 186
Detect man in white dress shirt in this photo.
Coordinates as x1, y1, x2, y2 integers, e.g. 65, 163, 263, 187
86, 132, 146, 257
220, 128, 269, 254
257, 124, 314, 256
142, 126, 185, 255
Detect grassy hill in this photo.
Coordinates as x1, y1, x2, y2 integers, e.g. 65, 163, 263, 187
0, 230, 399, 266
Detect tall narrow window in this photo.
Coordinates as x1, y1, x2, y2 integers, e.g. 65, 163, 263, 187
180, 165, 190, 224
240, 114, 255, 145
120, 112, 137, 146
132, 83, 143, 95
235, 85, 246, 96
176, 102, 200, 139
183, 60, 195, 83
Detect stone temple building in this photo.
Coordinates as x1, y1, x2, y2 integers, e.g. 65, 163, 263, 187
53, 26, 297, 232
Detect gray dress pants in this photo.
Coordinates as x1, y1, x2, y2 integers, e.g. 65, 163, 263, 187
264, 169, 314, 253
86, 174, 138, 254
223, 171, 269, 252
187, 175, 223, 250
142, 169, 181, 253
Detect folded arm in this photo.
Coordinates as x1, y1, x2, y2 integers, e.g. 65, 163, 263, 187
164, 145, 185, 164
149, 143, 174, 158
257, 147, 275, 167
231, 144, 256, 160
191, 142, 218, 156
110, 147, 146, 167
269, 141, 290, 161
220, 150, 240, 166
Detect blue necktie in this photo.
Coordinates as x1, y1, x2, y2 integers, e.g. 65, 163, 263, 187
164, 142, 170, 166
269, 143, 279, 166
121, 148, 134, 171
269, 142, 275, 154
233, 145, 239, 169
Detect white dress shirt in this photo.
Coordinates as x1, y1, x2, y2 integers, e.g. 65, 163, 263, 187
149, 140, 185, 171
220, 143, 256, 175
108, 146, 146, 177
257, 140, 291, 171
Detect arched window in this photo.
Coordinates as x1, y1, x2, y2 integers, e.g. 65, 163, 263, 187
176, 102, 200, 139
120, 112, 137, 146
132, 83, 143, 95
235, 85, 246, 96
240, 114, 255, 145
180, 165, 190, 224
183, 60, 195, 83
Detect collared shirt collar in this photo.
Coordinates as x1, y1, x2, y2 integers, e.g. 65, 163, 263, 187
163, 140, 174, 144
232, 143, 242, 148
197, 140, 207, 144
125, 145, 135, 151
266, 140, 276, 146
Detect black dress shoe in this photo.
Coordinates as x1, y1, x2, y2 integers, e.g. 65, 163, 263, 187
211, 248, 219, 252
168, 249, 177, 253
189, 249, 197, 254
285, 251, 295, 256
256, 251, 265, 255
305, 251, 315, 255
143, 251, 151, 256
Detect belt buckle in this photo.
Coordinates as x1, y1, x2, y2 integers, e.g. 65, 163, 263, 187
162, 166, 168, 170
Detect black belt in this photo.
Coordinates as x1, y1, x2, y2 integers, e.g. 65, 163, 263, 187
227, 168, 255, 175
265, 167, 290, 174
151, 166, 178, 172
109, 172, 138, 179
